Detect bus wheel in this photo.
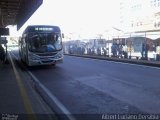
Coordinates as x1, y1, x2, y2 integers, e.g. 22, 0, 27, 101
52, 63, 56, 66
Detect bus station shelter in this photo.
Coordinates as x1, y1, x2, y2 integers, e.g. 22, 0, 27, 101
0, 0, 43, 30
0, 0, 43, 61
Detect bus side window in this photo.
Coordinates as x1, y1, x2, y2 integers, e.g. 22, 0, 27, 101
55, 34, 60, 42
22, 37, 25, 46
18, 37, 21, 45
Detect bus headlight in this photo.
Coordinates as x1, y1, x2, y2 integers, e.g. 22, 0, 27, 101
55, 51, 63, 58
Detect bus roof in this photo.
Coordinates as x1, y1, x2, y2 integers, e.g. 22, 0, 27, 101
23, 25, 61, 34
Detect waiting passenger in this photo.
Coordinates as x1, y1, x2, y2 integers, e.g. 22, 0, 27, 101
0, 45, 5, 63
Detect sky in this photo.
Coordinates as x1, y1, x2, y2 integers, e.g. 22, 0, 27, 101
12, 0, 120, 39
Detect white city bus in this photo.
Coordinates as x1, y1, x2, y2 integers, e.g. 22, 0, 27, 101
19, 25, 63, 66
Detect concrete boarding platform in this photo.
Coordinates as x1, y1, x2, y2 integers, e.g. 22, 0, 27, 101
0, 60, 58, 120
66, 54, 160, 68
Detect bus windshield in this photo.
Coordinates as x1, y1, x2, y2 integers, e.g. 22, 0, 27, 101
28, 33, 62, 53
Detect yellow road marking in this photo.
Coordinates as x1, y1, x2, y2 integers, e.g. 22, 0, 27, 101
8, 52, 37, 120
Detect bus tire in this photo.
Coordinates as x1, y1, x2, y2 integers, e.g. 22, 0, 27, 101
52, 63, 56, 66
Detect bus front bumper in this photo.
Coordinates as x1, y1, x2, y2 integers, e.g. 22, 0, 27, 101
28, 57, 63, 66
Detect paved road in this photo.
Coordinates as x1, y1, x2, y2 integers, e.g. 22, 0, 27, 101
11, 49, 160, 119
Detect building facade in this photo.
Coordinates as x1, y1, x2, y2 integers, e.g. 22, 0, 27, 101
119, 0, 160, 32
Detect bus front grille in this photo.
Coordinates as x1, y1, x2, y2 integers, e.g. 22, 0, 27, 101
36, 52, 57, 56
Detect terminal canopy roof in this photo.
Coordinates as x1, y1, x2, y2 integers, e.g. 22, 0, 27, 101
0, 0, 43, 30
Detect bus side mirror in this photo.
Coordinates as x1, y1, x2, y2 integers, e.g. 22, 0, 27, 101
62, 33, 64, 38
